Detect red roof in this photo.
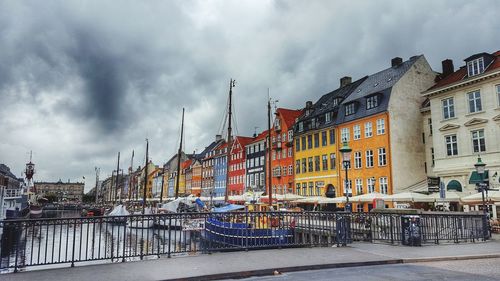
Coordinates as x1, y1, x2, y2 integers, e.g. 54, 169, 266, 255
276, 108, 303, 128
429, 50, 500, 91
181, 159, 193, 169
250, 130, 268, 143
233, 136, 254, 148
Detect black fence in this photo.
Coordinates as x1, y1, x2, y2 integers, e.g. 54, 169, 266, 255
350, 212, 487, 245
0, 211, 350, 272
0, 211, 487, 272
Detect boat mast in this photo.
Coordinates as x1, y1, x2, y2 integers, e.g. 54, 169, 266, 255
175, 108, 185, 199
224, 79, 235, 203
267, 92, 272, 206
159, 163, 165, 203
128, 150, 134, 201
114, 152, 120, 203
94, 167, 100, 204
142, 139, 149, 213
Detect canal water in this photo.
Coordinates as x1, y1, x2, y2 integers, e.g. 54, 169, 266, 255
0, 211, 201, 273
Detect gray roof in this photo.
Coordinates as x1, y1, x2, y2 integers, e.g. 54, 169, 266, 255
335, 55, 421, 124
0, 164, 19, 180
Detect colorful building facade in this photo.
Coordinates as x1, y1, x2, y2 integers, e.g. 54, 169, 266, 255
228, 136, 253, 195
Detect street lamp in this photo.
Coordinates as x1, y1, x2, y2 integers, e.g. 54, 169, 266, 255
339, 141, 352, 212
474, 156, 489, 239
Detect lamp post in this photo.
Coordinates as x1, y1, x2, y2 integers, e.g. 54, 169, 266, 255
339, 141, 352, 212
474, 156, 489, 239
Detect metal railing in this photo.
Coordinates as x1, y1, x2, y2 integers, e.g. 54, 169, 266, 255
350, 212, 486, 244
0, 211, 351, 272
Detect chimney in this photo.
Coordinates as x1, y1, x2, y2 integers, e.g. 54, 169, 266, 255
215, 134, 222, 141
391, 57, 403, 67
306, 101, 313, 108
442, 59, 454, 77
340, 76, 352, 87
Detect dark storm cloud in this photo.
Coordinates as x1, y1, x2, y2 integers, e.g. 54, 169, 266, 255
0, 0, 499, 190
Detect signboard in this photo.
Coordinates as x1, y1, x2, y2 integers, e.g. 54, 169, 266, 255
439, 181, 445, 199
427, 177, 440, 187
182, 219, 205, 231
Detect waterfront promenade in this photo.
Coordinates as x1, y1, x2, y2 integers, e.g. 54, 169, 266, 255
4, 237, 500, 281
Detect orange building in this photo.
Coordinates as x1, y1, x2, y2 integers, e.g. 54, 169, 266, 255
270, 108, 303, 194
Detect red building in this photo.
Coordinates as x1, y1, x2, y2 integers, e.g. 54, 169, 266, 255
228, 136, 253, 195
270, 108, 303, 194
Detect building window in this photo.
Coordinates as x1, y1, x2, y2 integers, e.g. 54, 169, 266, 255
428, 118, 433, 135
471, 129, 486, 153
288, 130, 293, 142
445, 135, 458, 156
272, 151, 276, 160
354, 151, 362, 169
344, 179, 352, 195
288, 148, 292, 157
314, 156, 320, 172
296, 160, 301, 174
308, 157, 313, 172
288, 165, 293, 175
366, 95, 379, 109
330, 153, 336, 170
365, 122, 373, 138
301, 136, 306, 150
308, 182, 314, 196
322, 154, 328, 171
345, 103, 355, 116
497, 85, 500, 107
376, 119, 385, 135
379, 177, 388, 194
282, 148, 286, 158
367, 178, 375, 193
329, 129, 335, 145
321, 131, 327, 146
431, 147, 435, 167
353, 125, 361, 140
442, 97, 455, 119
307, 135, 312, 149
295, 138, 300, 152
378, 148, 387, 166
298, 122, 304, 132
341, 128, 350, 141
301, 158, 306, 173
260, 172, 265, 186
365, 150, 374, 168
325, 112, 331, 123
355, 179, 363, 195
302, 183, 307, 196
314, 133, 319, 148
467, 90, 482, 113
296, 183, 301, 195
467, 57, 484, 77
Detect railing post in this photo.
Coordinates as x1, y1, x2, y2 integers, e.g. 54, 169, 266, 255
167, 215, 172, 258
13, 222, 20, 273
71, 218, 77, 267
122, 219, 127, 262
245, 209, 249, 251
390, 215, 394, 245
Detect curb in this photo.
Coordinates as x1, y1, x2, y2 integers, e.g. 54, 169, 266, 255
162, 259, 404, 281
164, 254, 500, 281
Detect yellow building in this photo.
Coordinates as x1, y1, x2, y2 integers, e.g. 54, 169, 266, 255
294, 77, 366, 197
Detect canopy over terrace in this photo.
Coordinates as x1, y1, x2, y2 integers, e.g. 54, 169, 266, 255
461, 191, 500, 203
348, 192, 389, 203
386, 192, 434, 202
293, 196, 345, 204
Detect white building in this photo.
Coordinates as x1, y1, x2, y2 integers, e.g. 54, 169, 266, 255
422, 50, 500, 215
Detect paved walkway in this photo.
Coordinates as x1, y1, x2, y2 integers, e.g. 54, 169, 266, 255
3, 240, 500, 281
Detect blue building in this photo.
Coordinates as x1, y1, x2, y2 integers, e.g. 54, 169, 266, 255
213, 142, 228, 198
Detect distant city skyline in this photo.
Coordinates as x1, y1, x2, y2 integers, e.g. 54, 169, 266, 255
0, 0, 498, 191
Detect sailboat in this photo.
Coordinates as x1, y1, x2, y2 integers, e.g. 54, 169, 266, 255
128, 139, 155, 229
203, 81, 294, 247
25, 152, 43, 218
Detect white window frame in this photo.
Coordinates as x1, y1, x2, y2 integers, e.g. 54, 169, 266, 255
467, 57, 484, 77
365, 150, 374, 168
471, 129, 486, 153
379, 177, 388, 194
364, 122, 373, 138
376, 119, 385, 135
442, 97, 455, 120
353, 125, 361, 140
467, 90, 482, 113
288, 130, 293, 141
341, 128, 350, 142
378, 147, 387, 166
367, 178, 375, 193
325, 112, 331, 123
445, 134, 458, 156
355, 178, 363, 195
496, 84, 500, 107
354, 151, 362, 169
366, 95, 378, 109
345, 103, 355, 116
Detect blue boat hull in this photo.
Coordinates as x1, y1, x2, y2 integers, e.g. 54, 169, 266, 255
204, 217, 293, 248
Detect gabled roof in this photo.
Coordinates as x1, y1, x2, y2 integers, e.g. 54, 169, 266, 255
0, 164, 19, 179
276, 108, 303, 128
252, 130, 268, 143
181, 159, 193, 170
336, 55, 422, 125
428, 50, 500, 91
231, 136, 254, 152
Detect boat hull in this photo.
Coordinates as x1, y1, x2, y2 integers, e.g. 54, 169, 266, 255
29, 205, 43, 219
128, 219, 154, 229
204, 217, 293, 248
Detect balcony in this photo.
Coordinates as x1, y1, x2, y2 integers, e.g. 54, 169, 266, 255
3, 189, 22, 198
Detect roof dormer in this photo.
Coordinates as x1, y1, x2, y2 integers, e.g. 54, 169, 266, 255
465, 53, 494, 77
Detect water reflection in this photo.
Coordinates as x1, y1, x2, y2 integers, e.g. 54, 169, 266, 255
0, 211, 201, 272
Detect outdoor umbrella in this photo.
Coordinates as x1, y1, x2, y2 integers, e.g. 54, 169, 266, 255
387, 192, 434, 202
461, 191, 500, 203
348, 192, 388, 203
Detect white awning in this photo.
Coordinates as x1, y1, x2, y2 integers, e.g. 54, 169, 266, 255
348, 192, 389, 203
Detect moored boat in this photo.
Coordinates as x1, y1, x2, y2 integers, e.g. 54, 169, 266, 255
106, 204, 129, 224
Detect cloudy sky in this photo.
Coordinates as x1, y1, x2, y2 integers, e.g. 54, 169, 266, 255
0, 0, 498, 191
